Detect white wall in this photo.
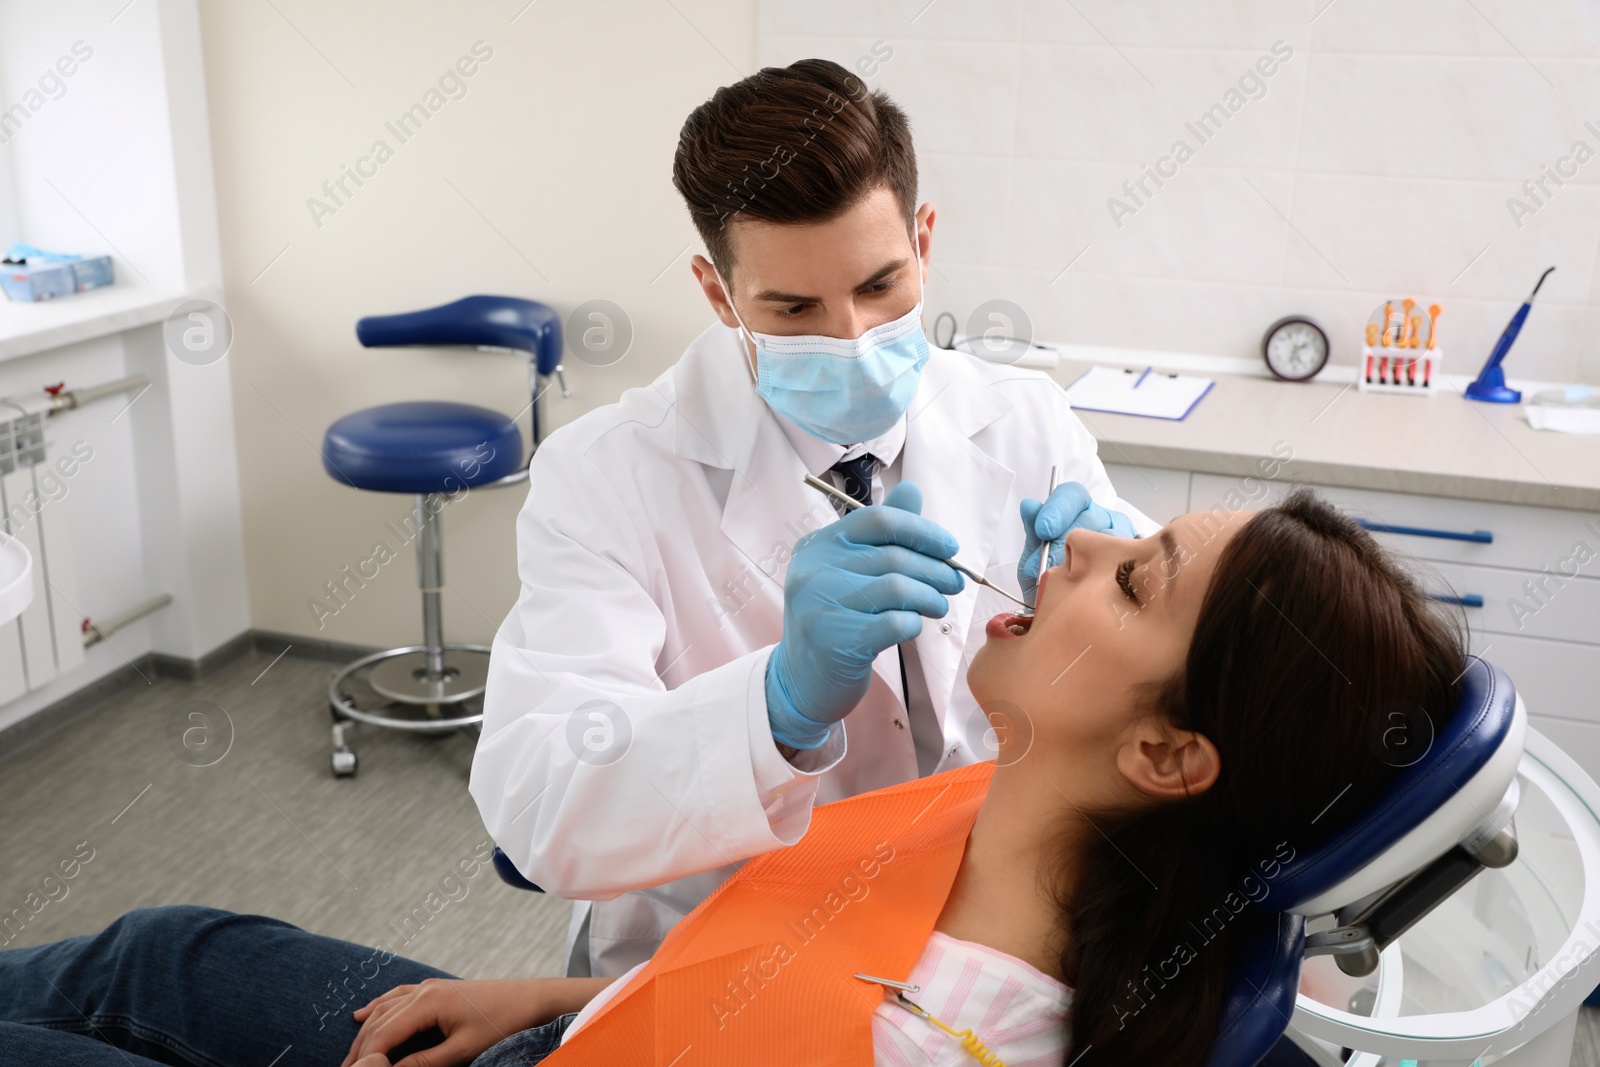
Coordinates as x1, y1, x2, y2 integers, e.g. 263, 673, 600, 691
199, 0, 1600, 651
199, 0, 757, 648
761, 0, 1600, 386
0, 3, 188, 288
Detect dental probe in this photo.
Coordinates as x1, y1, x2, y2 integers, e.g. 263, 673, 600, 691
1043, 465, 1061, 575
801, 473, 1033, 614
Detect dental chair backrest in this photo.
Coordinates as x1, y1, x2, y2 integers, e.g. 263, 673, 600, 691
489, 658, 1523, 1067
1210, 655, 1524, 1066
356, 295, 563, 377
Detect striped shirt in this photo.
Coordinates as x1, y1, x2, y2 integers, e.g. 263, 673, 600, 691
562, 929, 1073, 1064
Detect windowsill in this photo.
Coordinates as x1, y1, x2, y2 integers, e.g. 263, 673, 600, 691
0, 284, 190, 364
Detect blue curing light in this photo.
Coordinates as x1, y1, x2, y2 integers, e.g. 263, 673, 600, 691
1465, 266, 1555, 403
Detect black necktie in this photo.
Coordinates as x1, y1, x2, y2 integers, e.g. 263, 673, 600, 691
829, 454, 878, 510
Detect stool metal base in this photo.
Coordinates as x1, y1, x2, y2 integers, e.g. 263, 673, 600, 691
327, 643, 490, 777
369, 648, 489, 705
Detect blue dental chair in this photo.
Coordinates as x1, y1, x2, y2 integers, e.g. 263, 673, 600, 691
1211, 655, 1523, 1064
320, 295, 566, 777
488, 657, 1524, 1065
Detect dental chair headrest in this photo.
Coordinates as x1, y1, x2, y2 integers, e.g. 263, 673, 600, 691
1257, 656, 1523, 916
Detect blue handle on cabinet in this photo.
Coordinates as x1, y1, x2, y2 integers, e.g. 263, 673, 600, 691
1356, 519, 1493, 544
1429, 593, 1485, 608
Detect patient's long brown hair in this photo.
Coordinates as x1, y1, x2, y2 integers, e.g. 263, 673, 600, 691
1060, 488, 1466, 1064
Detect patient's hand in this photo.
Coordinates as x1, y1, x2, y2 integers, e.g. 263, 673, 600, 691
341, 976, 615, 1067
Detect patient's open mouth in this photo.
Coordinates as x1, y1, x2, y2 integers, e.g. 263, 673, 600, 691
986, 612, 1033, 639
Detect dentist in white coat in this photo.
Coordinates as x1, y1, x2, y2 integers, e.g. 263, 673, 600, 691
469, 58, 1156, 978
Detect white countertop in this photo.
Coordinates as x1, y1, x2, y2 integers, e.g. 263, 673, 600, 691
1047, 355, 1600, 513
0, 284, 189, 363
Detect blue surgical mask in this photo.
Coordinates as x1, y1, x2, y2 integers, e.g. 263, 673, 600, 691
718, 270, 930, 446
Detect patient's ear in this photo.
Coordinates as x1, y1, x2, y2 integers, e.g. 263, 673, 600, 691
1116, 723, 1220, 800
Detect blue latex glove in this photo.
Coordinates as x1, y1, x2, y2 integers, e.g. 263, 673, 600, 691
1018, 481, 1137, 608
767, 480, 965, 749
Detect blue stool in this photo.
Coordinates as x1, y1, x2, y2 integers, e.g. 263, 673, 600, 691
321, 295, 565, 777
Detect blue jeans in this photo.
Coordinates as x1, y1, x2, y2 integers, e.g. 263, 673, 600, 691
0, 905, 575, 1066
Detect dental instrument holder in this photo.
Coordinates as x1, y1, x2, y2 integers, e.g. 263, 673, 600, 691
1359, 298, 1442, 397
1465, 266, 1555, 404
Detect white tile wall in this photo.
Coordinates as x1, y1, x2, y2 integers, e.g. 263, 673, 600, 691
758, 0, 1600, 384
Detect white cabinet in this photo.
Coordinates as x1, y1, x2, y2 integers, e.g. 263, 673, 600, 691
1189, 475, 1600, 578
1466, 632, 1600, 725
1281, 483, 1598, 578
1103, 463, 1191, 527
1421, 561, 1600, 644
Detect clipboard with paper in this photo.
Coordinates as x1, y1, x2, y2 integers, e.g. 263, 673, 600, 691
1063, 365, 1214, 420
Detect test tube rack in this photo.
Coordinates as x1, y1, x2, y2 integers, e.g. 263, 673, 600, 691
1359, 298, 1441, 397
1360, 345, 1441, 396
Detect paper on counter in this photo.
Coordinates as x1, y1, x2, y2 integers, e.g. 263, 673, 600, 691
1063, 365, 1214, 420
1526, 404, 1600, 435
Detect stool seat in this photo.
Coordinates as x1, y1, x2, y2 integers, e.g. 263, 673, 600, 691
322, 400, 523, 494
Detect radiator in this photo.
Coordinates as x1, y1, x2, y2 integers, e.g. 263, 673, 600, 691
0, 400, 85, 706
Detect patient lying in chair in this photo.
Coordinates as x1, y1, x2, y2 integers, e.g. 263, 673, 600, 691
0, 488, 1465, 1066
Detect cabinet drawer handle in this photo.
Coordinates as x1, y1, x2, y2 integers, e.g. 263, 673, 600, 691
1356, 519, 1493, 544
1429, 593, 1485, 608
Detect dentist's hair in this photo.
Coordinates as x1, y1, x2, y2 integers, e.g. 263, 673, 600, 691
672, 57, 918, 275
1059, 488, 1467, 1065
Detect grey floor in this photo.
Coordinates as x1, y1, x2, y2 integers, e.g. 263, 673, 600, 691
0, 647, 572, 984
2, 646, 1600, 1065
1580, 1017, 1600, 1067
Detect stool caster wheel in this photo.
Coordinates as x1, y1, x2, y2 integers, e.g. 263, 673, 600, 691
331, 719, 358, 778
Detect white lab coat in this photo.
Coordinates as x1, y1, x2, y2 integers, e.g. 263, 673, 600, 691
469, 323, 1157, 977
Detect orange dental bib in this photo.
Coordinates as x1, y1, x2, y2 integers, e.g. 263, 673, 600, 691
542, 760, 996, 1066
